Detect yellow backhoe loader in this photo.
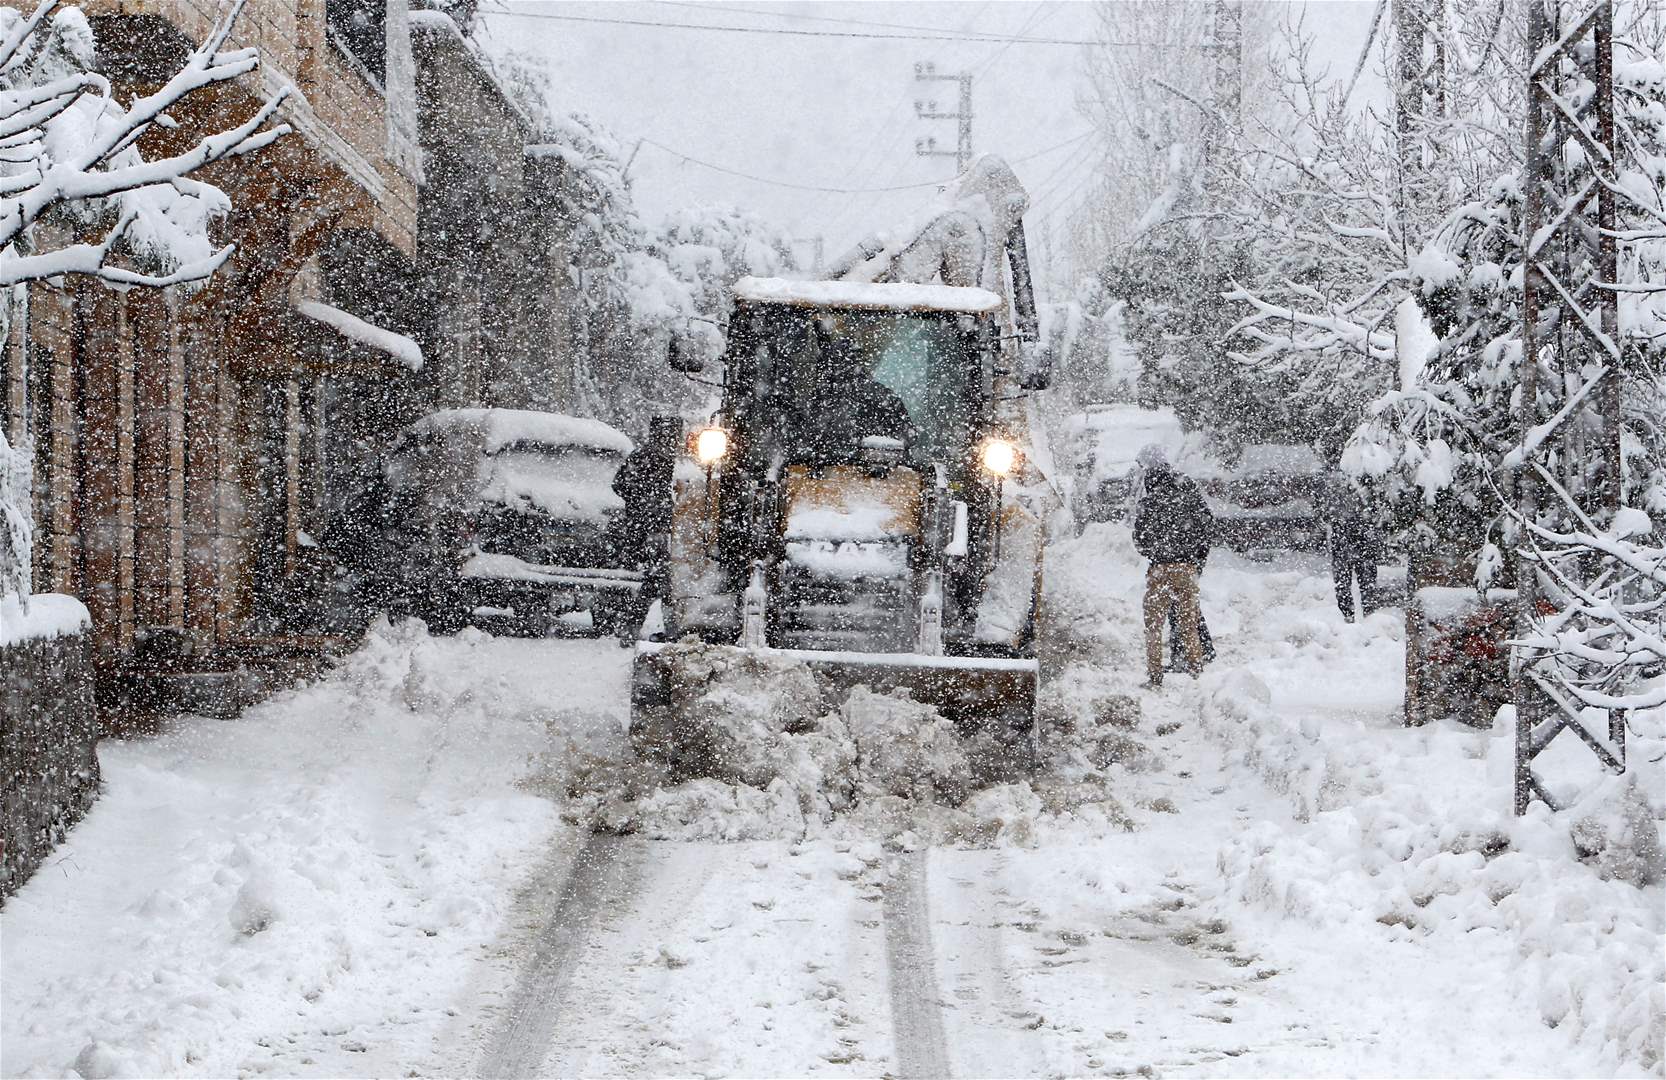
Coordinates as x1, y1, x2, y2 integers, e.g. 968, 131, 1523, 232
631, 155, 1058, 768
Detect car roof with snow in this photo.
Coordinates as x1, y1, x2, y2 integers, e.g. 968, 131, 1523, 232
405, 408, 634, 456
731, 275, 1003, 315
1233, 444, 1326, 476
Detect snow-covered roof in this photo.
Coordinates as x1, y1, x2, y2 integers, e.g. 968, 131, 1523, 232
732, 276, 1003, 315
296, 301, 424, 371
409, 408, 633, 455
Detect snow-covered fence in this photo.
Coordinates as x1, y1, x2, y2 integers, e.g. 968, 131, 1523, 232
0, 594, 94, 901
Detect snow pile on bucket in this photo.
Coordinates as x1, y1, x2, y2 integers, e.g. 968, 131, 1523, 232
565, 642, 1141, 846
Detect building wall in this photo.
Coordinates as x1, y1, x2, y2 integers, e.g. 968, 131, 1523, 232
412, 19, 586, 415
72, 0, 421, 255
3, 0, 429, 707
4, 1, 598, 714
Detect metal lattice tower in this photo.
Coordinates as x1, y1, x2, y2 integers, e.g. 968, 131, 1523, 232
1512, 0, 1628, 815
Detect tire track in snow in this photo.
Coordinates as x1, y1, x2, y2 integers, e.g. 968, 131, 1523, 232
480, 833, 639, 1079
884, 847, 952, 1080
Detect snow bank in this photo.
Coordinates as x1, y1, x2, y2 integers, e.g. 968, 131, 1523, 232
732, 276, 1003, 315
0, 591, 90, 648
576, 642, 1133, 849
1198, 647, 1665, 1075
0, 622, 624, 1078
1043, 519, 1663, 1074
295, 300, 424, 371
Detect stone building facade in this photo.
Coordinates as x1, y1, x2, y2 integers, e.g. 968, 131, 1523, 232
1, 0, 600, 715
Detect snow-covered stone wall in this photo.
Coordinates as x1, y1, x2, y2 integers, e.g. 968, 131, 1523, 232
0, 614, 97, 901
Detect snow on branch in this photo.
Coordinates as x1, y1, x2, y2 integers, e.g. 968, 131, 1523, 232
0, 0, 291, 289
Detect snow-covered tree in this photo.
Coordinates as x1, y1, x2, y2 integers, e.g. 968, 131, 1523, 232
1214, 2, 1531, 457
1075, 1, 1300, 453
1344, 16, 1666, 772
0, 0, 288, 608
1038, 275, 1138, 409
493, 50, 800, 430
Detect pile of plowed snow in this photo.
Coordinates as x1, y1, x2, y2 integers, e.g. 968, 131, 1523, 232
563, 644, 1142, 847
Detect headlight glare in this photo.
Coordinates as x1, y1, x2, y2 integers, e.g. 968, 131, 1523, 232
980, 438, 1019, 478
694, 427, 729, 465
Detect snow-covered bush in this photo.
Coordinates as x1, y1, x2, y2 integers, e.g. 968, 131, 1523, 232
0, 0, 287, 608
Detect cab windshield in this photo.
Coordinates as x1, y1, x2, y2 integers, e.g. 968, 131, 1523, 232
748, 307, 980, 466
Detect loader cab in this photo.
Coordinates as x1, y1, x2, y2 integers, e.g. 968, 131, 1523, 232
720, 297, 999, 478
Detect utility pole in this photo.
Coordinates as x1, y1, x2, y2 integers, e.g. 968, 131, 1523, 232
1200, 0, 1242, 219
913, 61, 973, 174
1205, 0, 1242, 134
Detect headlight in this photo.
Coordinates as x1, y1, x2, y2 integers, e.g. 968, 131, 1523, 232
980, 438, 1019, 478
694, 427, 729, 465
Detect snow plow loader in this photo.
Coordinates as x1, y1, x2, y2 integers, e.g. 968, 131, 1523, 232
631, 155, 1058, 768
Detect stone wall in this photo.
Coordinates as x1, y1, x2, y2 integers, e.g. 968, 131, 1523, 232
1, 628, 98, 901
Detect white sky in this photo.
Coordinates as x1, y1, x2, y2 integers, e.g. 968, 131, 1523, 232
476, 1, 1381, 290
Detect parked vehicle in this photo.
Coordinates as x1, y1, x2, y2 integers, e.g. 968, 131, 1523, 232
384, 408, 641, 636
1209, 443, 1328, 553
1064, 404, 1217, 527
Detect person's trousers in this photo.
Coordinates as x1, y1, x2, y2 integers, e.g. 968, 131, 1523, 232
1332, 552, 1378, 619
1145, 563, 1204, 682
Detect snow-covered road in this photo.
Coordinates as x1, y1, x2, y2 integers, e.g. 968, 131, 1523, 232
3, 526, 1659, 1078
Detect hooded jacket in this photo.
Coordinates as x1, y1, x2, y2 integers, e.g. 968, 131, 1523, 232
1133, 467, 1215, 565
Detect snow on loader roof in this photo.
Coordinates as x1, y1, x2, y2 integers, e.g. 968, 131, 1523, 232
408, 408, 634, 456
732, 276, 1004, 315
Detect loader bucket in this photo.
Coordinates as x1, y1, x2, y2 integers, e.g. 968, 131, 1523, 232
631, 641, 1037, 736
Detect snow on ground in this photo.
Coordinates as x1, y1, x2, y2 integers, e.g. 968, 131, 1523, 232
0, 622, 626, 1079
3, 527, 1660, 1078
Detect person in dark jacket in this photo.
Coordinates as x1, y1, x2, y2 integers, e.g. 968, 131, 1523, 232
1322, 475, 1383, 622
1132, 451, 1218, 671
610, 416, 679, 643
1132, 446, 1215, 688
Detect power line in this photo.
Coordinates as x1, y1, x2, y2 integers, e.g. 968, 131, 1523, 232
639, 130, 1093, 194
649, 0, 1036, 42
486, 8, 1111, 45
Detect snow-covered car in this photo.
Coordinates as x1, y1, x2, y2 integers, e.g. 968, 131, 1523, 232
384, 409, 641, 636
1063, 404, 1218, 525
1208, 443, 1328, 552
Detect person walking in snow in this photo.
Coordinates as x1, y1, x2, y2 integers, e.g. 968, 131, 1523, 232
1322, 475, 1383, 623
610, 416, 679, 643
1132, 446, 1214, 689
1132, 449, 1216, 670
